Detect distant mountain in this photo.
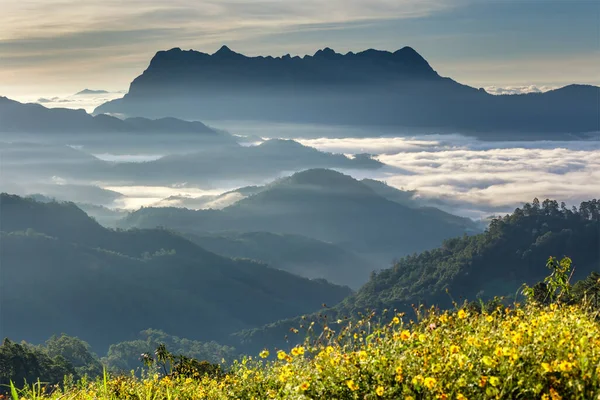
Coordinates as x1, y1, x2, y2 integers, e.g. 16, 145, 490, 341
95, 46, 599, 138
233, 199, 600, 353
360, 179, 481, 230
151, 186, 264, 209
185, 232, 372, 288
0, 194, 352, 352
75, 89, 109, 95
110, 139, 383, 185
0, 140, 382, 187
0, 96, 232, 141
119, 169, 479, 267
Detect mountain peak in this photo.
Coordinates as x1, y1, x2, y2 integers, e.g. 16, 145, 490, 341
215, 45, 232, 53
285, 169, 374, 194
213, 45, 241, 57
313, 47, 339, 58
75, 89, 109, 96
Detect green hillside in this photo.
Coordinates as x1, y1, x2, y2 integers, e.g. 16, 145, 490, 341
234, 198, 600, 352
185, 231, 372, 288
0, 194, 352, 352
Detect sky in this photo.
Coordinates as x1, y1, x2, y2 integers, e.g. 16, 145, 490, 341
1, 0, 599, 100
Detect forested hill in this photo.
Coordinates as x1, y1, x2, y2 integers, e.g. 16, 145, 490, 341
234, 199, 600, 352
345, 199, 600, 313
0, 194, 352, 352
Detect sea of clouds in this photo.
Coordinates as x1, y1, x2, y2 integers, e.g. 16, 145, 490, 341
297, 135, 600, 219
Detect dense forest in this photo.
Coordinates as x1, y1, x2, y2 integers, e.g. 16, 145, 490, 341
235, 198, 600, 352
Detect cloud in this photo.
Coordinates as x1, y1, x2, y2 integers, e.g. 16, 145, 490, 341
299, 135, 600, 219
28, 91, 125, 112
483, 85, 556, 95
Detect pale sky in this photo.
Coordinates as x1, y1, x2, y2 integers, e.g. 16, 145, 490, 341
1, 0, 599, 99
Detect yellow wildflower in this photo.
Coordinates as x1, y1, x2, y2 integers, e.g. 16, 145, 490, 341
392, 316, 400, 324
347, 380, 359, 391
376, 386, 384, 396
412, 375, 424, 386
424, 377, 437, 390
291, 346, 305, 356
456, 394, 468, 400
489, 376, 500, 387
299, 382, 310, 391
541, 362, 552, 373
479, 376, 488, 387
358, 350, 368, 361
449, 345, 460, 354
549, 388, 562, 400
400, 330, 411, 340
558, 360, 573, 372
457, 309, 467, 319
259, 349, 270, 359
277, 350, 287, 360
482, 356, 494, 367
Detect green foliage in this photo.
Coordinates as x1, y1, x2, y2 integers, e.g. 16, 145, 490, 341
346, 198, 599, 315
0, 338, 75, 392
103, 330, 234, 374
139, 344, 222, 381
43, 335, 103, 378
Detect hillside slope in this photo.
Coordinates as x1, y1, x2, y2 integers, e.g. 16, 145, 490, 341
234, 198, 600, 352
0, 194, 351, 351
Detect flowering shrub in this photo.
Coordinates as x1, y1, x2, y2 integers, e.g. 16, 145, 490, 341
13, 301, 600, 399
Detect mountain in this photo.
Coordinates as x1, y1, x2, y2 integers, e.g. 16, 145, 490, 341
0, 96, 232, 140
111, 139, 383, 184
0, 194, 352, 352
119, 169, 478, 267
185, 232, 372, 288
0, 139, 382, 188
233, 198, 600, 353
360, 178, 481, 230
75, 89, 109, 95
95, 46, 599, 138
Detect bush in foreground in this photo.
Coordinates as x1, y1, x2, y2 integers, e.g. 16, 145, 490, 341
10, 301, 600, 400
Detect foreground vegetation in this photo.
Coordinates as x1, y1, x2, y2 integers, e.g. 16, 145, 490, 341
7, 255, 600, 400
6, 300, 599, 399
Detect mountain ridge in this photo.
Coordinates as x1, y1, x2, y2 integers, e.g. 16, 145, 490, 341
93, 46, 599, 137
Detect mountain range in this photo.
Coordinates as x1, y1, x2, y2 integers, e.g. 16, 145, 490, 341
95, 46, 600, 138
0, 96, 222, 136
119, 169, 479, 272
0, 194, 352, 351
0, 139, 382, 189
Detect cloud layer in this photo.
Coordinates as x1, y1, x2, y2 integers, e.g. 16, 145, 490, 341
299, 135, 600, 219
483, 85, 556, 95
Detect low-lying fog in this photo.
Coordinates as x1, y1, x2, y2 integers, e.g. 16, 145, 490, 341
2, 120, 599, 223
